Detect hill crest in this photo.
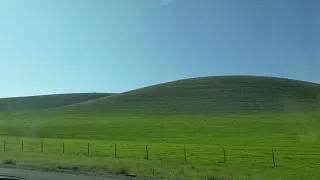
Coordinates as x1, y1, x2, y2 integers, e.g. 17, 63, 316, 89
60, 76, 320, 114
1, 76, 319, 116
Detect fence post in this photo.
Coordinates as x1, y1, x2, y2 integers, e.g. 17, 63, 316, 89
22, 141, 24, 151
223, 147, 226, 163
87, 143, 90, 155
145, 145, 149, 160
114, 144, 117, 157
41, 142, 43, 153
3, 141, 6, 151
272, 149, 276, 167
184, 146, 187, 162
62, 142, 65, 154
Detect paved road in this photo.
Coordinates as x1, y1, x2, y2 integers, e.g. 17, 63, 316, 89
0, 168, 117, 180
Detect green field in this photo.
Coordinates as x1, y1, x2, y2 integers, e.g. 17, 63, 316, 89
0, 76, 320, 180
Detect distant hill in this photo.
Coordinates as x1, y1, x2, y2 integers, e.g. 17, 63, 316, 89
0, 93, 113, 113
1, 76, 319, 118
54, 76, 320, 115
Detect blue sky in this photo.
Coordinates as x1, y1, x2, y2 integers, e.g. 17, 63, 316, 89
0, 0, 319, 97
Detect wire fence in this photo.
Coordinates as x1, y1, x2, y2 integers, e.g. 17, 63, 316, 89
1, 139, 320, 168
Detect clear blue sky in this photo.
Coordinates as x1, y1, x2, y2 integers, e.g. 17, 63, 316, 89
0, 0, 319, 97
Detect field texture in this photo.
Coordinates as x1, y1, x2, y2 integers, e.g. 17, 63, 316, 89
0, 76, 319, 180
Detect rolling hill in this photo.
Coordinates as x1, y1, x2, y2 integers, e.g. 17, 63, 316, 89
1, 76, 320, 180
52, 75, 320, 115
1, 76, 319, 118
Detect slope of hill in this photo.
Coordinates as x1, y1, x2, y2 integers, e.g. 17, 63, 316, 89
55, 76, 320, 115
0, 93, 113, 113
1, 76, 319, 141
1, 76, 319, 119
1, 76, 320, 180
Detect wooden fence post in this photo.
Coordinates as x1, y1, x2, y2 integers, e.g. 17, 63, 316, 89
223, 147, 226, 163
87, 143, 90, 155
184, 146, 187, 162
272, 149, 276, 167
145, 145, 149, 160
114, 144, 117, 157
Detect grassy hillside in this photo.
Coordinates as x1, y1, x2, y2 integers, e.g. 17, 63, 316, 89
2, 76, 319, 117
1, 76, 320, 180
0, 93, 112, 114
52, 75, 320, 115
1, 75, 319, 141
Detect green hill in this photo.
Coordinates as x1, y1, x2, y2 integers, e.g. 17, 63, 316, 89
54, 75, 320, 115
1, 76, 319, 119
0, 93, 112, 114
1, 76, 320, 180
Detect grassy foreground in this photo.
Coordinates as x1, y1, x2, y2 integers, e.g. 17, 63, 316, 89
1, 113, 320, 180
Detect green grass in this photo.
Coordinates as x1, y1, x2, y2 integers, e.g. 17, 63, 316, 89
1, 114, 320, 179
0, 76, 320, 180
